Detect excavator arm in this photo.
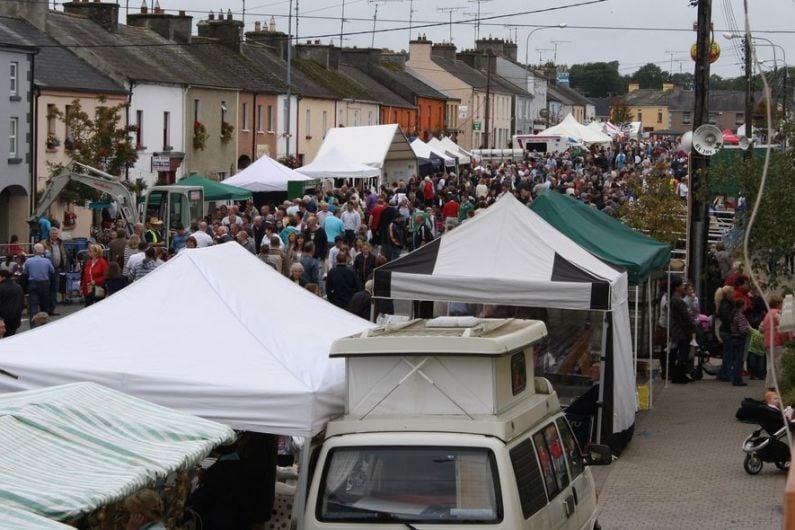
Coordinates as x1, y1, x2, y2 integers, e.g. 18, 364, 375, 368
30, 161, 139, 236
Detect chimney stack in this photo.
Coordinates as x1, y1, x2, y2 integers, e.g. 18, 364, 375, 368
128, 3, 194, 44
0, 0, 49, 31
245, 21, 289, 60
431, 41, 457, 62
197, 9, 244, 52
62, 1, 120, 33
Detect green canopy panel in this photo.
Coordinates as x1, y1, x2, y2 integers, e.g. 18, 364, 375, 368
0, 382, 234, 521
530, 191, 670, 285
178, 174, 252, 202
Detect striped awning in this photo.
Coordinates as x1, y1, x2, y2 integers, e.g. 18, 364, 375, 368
0, 382, 235, 521
0, 506, 72, 529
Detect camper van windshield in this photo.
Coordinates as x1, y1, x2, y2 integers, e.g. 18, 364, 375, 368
318, 446, 501, 524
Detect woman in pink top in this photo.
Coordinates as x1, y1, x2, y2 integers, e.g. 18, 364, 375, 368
761, 294, 792, 390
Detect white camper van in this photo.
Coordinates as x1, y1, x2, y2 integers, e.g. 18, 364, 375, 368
303, 317, 603, 529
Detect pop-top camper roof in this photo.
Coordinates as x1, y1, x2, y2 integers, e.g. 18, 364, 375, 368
329, 318, 550, 430
330, 317, 548, 358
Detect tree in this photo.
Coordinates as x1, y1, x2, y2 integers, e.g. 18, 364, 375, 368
568, 62, 627, 97
49, 98, 138, 204
631, 63, 667, 89
670, 72, 694, 90
618, 165, 686, 247
707, 123, 795, 287
609, 97, 633, 125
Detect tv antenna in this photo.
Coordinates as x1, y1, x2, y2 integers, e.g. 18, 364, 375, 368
665, 50, 686, 77
535, 47, 554, 65
467, 0, 493, 42
463, 10, 492, 45
503, 24, 520, 43
437, 7, 465, 43
550, 40, 570, 64
368, 0, 404, 48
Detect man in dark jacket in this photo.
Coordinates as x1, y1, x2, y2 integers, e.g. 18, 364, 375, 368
326, 253, 361, 309
0, 270, 24, 337
669, 277, 696, 383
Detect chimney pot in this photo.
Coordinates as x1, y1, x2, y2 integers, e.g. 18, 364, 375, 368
179, 10, 186, 16
315, 39, 320, 44
140, 0, 147, 14
254, 20, 262, 32
268, 16, 276, 32
209, 10, 214, 20
227, 8, 233, 20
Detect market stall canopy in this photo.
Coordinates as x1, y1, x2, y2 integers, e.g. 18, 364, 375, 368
373, 193, 635, 443
538, 114, 612, 145
316, 124, 416, 171
410, 138, 455, 168
588, 120, 620, 138
177, 174, 252, 201
0, 243, 374, 436
296, 147, 381, 179
0, 382, 233, 522
223, 153, 314, 192
530, 191, 671, 285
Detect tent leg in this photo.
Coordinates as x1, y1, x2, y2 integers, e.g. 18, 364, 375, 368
634, 285, 639, 411
291, 437, 311, 530
665, 272, 671, 388
648, 280, 654, 408
596, 313, 609, 445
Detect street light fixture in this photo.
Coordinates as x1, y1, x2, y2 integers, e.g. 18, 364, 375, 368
723, 33, 787, 122
525, 24, 566, 129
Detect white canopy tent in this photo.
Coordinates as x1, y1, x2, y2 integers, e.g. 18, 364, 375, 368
316, 124, 417, 184
588, 120, 620, 138
0, 243, 373, 437
538, 114, 612, 145
296, 147, 381, 179
410, 138, 455, 168
0, 382, 234, 522
223, 153, 314, 192
435, 136, 474, 165
373, 194, 635, 449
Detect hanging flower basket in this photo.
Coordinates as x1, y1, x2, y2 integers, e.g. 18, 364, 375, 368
193, 121, 208, 150
221, 121, 234, 144
46, 134, 60, 150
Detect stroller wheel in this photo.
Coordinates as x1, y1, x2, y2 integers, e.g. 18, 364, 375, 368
690, 367, 703, 381
775, 461, 790, 471
744, 454, 763, 475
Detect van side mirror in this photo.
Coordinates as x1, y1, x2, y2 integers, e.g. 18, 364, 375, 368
585, 444, 613, 466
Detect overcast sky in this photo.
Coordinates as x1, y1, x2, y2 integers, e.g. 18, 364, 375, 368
119, 0, 793, 78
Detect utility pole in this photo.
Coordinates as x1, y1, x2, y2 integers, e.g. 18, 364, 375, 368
437, 7, 465, 43
690, 0, 712, 297
743, 34, 753, 159
483, 50, 493, 149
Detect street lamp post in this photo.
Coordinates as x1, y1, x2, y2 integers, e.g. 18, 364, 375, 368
524, 24, 566, 132
724, 33, 788, 127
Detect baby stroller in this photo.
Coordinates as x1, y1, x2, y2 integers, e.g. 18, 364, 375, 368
736, 398, 791, 474
690, 315, 723, 380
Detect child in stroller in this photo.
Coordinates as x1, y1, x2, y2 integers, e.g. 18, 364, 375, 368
736, 392, 792, 474
690, 314, 723, 379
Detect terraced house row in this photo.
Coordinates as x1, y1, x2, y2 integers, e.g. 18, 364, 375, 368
0, 0, 569, 242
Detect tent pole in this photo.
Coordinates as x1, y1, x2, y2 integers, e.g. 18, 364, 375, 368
648, 280, 654, 408
291, 437, 311, 530
665, 271, 671, 387
595, 313, 609, 445
634, 285, 639, 411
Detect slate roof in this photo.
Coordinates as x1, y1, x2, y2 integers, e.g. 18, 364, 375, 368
371, 59, 452, 101
0, 15, 126, 94
624, 87, 762, 112
431, 55, 510, 95
291, 56, 376, 102
241, 43, 335, 100
590, 96, 612, 117
338, 63, 415, 108
551, 83, 593, 107
45, 11, 284, 93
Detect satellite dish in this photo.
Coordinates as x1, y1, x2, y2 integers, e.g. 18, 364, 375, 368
681, 131, 693, 152
738, 135, 753, 150
692, 124, 723, 156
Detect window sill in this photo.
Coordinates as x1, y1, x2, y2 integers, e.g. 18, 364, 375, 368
241, 129, 250, 133
267, 130, 275, 135
8, 157, 22, 165
45, 147, 58, 153
9, 95, 21, 102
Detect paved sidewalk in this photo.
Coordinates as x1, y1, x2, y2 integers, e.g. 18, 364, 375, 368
597, 376, 787, 529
